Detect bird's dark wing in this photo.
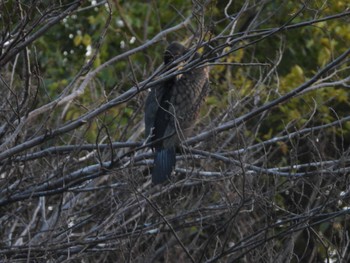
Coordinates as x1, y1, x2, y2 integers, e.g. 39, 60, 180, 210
145, 80, 177, 183
144, 84, 165, 141
145, 78, 178, 148
152, 81, 174, 149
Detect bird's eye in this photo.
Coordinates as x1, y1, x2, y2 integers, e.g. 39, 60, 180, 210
164, 53, 175, 65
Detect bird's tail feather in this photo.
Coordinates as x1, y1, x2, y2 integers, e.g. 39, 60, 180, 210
152, 148, 176, 184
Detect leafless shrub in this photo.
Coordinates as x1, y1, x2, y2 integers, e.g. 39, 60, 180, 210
1, 0, 350, 262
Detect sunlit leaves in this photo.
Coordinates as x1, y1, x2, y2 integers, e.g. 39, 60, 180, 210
280, 65, 305, 92
73, 34, 83, 46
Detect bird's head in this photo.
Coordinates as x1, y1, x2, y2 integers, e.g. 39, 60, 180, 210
163, 42, 187, 65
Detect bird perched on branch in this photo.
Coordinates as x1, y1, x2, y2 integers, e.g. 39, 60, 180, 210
144, 42, 209, 184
